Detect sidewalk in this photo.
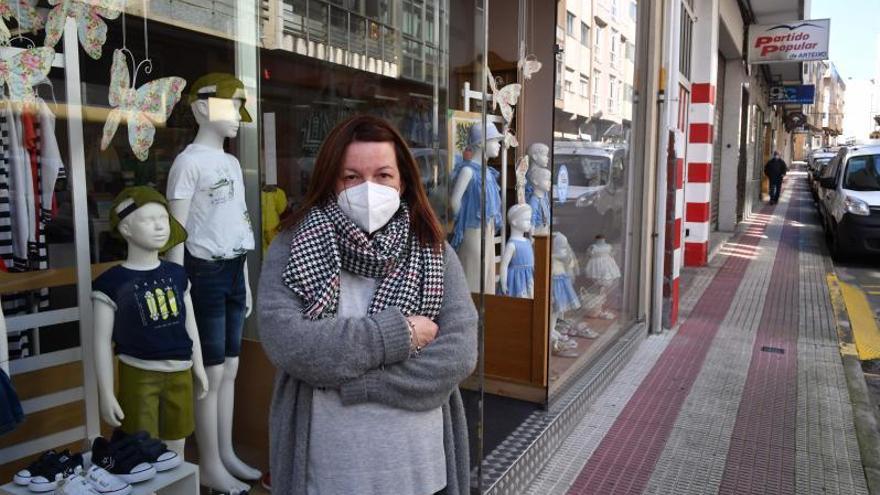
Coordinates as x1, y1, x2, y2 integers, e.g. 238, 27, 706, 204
526, 173, 871, 495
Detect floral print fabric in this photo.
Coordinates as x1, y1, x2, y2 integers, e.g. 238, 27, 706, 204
101, 49, 186, 161
0, 46, 53, 104
0, 0, 44, 45
44, 0, 121, 60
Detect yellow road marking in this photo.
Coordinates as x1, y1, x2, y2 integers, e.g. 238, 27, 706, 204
828, 274, 860, 357
838, 278, 880, 361
868, 291, 880, 296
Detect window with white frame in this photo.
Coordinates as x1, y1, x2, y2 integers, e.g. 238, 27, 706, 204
580, 74, 590, 98
593, 69, 601, 108
566, 11, 575, 35
629, 0, 637, 20
609, 75, 617, 112
594, 25, 602, 59
611, 0, 618, 18
555, 58, 563, 99
581, 21, 590, 46
679, 0, 695, 79
565, 67, 575, 94
610, 28, 619, 65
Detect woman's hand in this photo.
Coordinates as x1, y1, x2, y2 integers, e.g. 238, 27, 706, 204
407, 315, 439, 350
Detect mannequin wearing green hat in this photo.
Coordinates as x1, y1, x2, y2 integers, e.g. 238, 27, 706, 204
166, 73, 258, 493
91, 188, 208, 456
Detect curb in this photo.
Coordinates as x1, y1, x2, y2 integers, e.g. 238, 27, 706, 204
828, 273, 880, 494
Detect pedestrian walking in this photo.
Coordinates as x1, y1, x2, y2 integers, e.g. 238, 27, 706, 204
258, 115, 478, 495
764, 151, 788, 204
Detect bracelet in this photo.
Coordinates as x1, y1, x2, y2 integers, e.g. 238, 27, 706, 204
405, 317, 422, 355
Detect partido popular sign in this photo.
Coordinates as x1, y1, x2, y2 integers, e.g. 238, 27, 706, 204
748, 19, 830, 64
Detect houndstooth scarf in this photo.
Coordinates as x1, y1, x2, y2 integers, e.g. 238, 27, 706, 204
282, 200, 445, 320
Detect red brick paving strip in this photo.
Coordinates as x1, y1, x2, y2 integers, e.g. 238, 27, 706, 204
717, 180, 803, 494
566, 202, 776, 494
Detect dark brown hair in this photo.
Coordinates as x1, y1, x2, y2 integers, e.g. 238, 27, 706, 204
281, 115, 445, 248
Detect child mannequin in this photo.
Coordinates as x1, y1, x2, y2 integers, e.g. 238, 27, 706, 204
450, 123, 503, 293
499, 204, 534, 298
166, 74, 258, 493
524, 142, 549, 202
527, 167, 552, 235
92, 187, 208, 457
550, 233, 580, 357
584, 235, 621, 319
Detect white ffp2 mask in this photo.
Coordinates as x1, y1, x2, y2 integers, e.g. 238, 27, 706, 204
337, 181, 401, 234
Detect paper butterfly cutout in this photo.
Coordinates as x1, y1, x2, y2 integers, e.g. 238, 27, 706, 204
486, 66, 521, 124
0, 46, 53, 103
101, 49, 186, 161
517, 41, 542, 81
515, 155, 529, 205
44, 0, 122, 60
503, 127, 518, 149
0, 0, 43, 45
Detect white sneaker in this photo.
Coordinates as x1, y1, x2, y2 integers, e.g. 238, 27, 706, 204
83, 466, 132, 495
54, 474, 99, 495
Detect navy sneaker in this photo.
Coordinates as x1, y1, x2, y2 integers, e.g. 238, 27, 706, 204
27, 451, 84, 492
91, 437, 156, 485
109, 429, 182, 472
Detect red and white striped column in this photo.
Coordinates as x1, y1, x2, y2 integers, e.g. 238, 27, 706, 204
684, 82, 714, 266
663, 126, 686, 327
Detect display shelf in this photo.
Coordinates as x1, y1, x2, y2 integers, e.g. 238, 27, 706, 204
0, 461, 198, 495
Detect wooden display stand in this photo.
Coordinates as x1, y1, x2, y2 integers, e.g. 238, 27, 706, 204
464, 235, 551, 404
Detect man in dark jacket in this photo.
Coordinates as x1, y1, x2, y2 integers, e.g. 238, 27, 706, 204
764, 151, 788, 204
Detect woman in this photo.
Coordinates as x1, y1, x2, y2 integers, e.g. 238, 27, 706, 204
258, 115, 478, 495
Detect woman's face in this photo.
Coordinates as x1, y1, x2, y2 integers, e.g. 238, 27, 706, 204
335, 141, 403, 194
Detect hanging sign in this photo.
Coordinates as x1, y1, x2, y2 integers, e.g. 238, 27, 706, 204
748, 19, 830, 64
769, 84, 816, 105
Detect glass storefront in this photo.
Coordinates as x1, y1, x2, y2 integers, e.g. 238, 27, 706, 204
0, 0, 644, 492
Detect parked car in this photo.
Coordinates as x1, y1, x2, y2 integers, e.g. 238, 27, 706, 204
807, 150, 837, 202
552, 141, 628, 250
816, 143, 880, 259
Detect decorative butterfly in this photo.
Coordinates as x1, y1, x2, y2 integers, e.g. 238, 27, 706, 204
515, 155, 529, 205
44, 0, 122, 60
486, 66, 521, 124
0, 46, 53, 103
101, 49, 186, 161
518, 42, 542, 81
0, 0, 43, 45
503, 127, 519, 149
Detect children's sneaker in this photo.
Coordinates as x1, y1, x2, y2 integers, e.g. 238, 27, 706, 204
83, 466, 132, 495
54, 472, 99, 495
27, 451, 84, 492
110, 429, 182, 472
91, 437, 156, 485
13, 450, 59, 485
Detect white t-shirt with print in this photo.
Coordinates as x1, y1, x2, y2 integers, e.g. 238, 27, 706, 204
167, 143, 255, 260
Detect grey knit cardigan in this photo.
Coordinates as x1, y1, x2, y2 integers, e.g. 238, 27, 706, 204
258, 229, 479, 495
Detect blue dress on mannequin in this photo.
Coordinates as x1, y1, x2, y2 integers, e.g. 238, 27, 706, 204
552, 274, 580, 314
505, 238, 534, 298
451, 159, 502, 250
528, 193, 551, 230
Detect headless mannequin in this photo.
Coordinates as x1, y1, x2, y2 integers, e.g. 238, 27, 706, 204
451, 137, 501, 294
167, 98, 258, 493
499, 205, 533, 298
93, 203, 208, 456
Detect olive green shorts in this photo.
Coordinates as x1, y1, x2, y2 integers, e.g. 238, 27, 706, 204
117, 362, 194, 440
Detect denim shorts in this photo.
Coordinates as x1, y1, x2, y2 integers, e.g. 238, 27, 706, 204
184, 251, 247, 366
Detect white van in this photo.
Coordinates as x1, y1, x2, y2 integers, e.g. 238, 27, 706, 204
817, 143, 880, 259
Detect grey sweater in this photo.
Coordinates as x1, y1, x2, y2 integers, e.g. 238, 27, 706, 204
258, 229, 479, 495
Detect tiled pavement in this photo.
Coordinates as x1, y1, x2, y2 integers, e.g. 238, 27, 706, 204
526, 174, 870, 495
